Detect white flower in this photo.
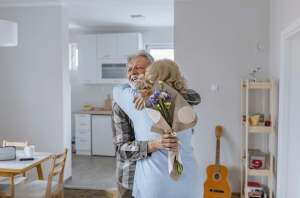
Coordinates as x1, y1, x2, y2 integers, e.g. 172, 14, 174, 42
165, 102, 171, 105
159, 81, 163, 84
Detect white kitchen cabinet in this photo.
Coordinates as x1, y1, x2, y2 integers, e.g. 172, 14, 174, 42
92, 115, 115, 156
75, 114, 92, 155
77, 35, 97, 83
117, 33, 143, 58
97, 34, 117, 59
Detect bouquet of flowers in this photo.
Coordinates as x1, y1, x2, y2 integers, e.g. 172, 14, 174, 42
145, 80, 198, 181
146, 81, 183, 175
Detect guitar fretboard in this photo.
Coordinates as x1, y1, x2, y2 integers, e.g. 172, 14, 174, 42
215, 139, 220, 174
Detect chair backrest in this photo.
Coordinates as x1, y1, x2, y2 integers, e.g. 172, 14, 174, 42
45, 148, 68, 197
3, 140, 29, 150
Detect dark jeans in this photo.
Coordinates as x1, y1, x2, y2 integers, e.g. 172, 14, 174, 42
117, 183, 134, 198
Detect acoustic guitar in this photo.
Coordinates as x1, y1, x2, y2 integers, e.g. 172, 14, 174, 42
204, 126, 231, 198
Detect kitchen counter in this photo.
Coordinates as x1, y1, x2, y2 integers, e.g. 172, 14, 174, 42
72, 110, 112, 115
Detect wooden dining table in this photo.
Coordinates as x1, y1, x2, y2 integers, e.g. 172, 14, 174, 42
0, 151, 53, 198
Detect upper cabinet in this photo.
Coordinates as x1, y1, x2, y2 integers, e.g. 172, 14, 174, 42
77, 35, 97, 84
117, 33, 143, 59
97, 34, 117, 59
78, 32, 143, 84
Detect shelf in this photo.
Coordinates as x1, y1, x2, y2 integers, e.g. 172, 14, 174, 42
242, 81, 272, 89
242, 121, 272, 133
242, 156, 271, 177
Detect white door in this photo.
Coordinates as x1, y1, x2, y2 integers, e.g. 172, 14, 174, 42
286, 39, 300, 198
97, 34, 117, 59
92, 115, 115, 156
77, 35, 97, 83
117, 33, 141, 58
278, 21, 300, 198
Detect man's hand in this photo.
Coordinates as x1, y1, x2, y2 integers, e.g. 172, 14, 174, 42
133, 90, 147, 110
147, 134, 179, 153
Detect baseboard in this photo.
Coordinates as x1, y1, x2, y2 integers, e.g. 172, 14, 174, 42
231, 192, 241, 198
64, 176, 72, 183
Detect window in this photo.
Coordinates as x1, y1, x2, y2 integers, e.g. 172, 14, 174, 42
146, 44, 174, 61
69, 43, 78, 70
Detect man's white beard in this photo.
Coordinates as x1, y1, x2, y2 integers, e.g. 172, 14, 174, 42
129, 81, 137, 90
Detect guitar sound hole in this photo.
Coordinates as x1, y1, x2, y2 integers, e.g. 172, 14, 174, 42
213, 173, 221, 181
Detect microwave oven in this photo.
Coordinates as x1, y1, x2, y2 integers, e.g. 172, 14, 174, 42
97, 59, 128, 84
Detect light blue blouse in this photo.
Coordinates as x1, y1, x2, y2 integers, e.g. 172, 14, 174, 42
113, 83, 203, 198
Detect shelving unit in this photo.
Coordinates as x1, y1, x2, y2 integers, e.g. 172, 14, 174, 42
240, 79, 274, 198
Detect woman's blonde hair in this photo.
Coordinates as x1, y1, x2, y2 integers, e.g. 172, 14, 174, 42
136, 59, 187, 92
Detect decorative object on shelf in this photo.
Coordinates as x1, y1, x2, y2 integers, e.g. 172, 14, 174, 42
244, 182, 267, 198
0, 19, 18, 47
249, 68, 261, 82
104, 95, 112, 110
204, 126, 231, 198
249, 115, 260, 126
243, 115, 246, 122
265, 120, 271, 126
248, 149, 265, 169
259, 114, 264, 123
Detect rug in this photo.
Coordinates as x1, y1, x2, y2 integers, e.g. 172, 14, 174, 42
64, 189, 118, 198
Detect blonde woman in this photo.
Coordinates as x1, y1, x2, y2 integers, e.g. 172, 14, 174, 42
113, 59, 203, 198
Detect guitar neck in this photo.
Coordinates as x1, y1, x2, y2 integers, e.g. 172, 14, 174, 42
215, 139, 220, 174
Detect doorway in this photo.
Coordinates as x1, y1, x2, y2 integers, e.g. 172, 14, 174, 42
277, 18, 300, 198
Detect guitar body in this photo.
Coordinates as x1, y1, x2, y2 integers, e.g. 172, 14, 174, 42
204, 165, 231, 198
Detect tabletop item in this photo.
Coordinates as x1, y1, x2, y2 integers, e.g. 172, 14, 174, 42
104, 95, 112, 110
83, 104, 92, 110
0, 146, 16, 161
249, 115, 260, 126
24, 145, 35, 158
19, 157, 34, 161
204, 126, 231, 198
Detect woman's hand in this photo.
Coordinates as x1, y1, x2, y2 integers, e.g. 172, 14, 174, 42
133, 90, 148, 110
147, 134, 179, 153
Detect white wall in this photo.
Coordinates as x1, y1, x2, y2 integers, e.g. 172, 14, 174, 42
0, 5, 71, 180
269, 1, 300, 197
69, 28, 173, 139
174, 0, 270, 192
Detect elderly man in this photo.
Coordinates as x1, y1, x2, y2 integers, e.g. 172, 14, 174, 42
111, 50, 201, 198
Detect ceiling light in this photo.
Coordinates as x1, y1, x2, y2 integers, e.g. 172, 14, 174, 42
0, 20, 18, 47
131, 15, 145, 19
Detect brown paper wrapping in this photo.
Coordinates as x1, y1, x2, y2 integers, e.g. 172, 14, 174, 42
145, 80, 198, 181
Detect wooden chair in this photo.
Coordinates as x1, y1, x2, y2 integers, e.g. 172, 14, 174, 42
0, 140, 29, 185
0, 148, 68, 198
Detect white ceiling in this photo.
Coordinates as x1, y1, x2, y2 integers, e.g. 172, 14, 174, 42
64, 0, 174, 29
0, 0, 174, 29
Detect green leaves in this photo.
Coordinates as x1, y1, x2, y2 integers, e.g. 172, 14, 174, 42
174, 156, 183, 175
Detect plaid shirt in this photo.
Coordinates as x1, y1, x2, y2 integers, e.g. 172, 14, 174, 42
111, 89, 201, 190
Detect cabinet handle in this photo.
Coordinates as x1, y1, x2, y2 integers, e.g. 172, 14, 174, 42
104, 55, 111, 57
80, 132, 86, 133
80, 115, 86, 117
84, 80, 91, 82
80, 124, 86, 126
80, 140, 86, 142
114, 80, 121, 82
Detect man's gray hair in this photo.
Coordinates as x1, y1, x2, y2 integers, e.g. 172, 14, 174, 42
127, 50, 154, 67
